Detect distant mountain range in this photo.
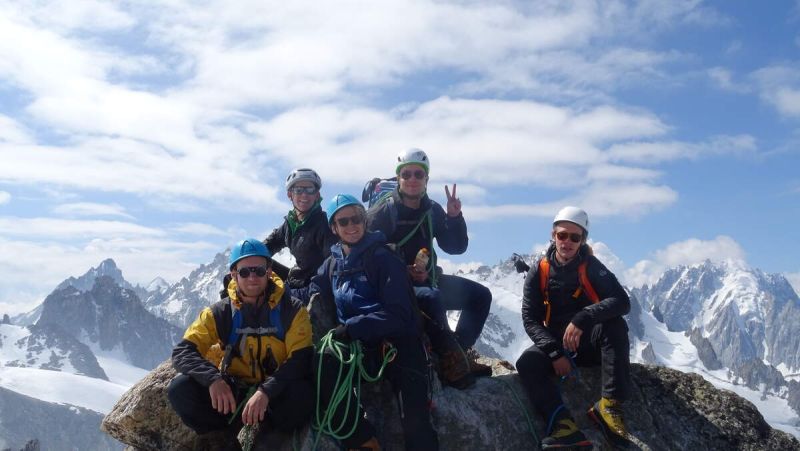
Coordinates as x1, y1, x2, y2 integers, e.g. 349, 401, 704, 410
1, 249, 800, 447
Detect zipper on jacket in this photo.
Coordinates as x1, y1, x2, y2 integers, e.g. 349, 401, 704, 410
249, 344, 257, 380
256, 334, 264, 383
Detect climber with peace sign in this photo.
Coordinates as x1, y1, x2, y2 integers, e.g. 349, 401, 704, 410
366, 149, 493, 386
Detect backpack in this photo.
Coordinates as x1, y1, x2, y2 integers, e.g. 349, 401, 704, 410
361, 177, 398, 208
538, 257, 599, 327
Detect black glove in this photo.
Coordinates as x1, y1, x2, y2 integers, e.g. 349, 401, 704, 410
332, 324, 350, 342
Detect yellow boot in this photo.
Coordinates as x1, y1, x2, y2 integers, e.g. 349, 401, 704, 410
588, 397, 631, 446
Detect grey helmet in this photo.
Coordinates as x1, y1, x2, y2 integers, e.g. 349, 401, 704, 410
396, 148, 430, 175
285, 168, 322, 190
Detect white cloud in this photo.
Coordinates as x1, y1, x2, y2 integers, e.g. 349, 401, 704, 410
2, 0, 135, 32
465, 181, 677, 221
0, 191, 10, 205
52, 202, 133, 219
0, 217, 163, 239
708, 67, 750, 93
0, 1, 730, 216
624, 236, 746, 287
250, 98, 668, 188
0, 115, 33, 144
169, 222, 230, 236
606, 134, 757, 164
752, 65, 800, 119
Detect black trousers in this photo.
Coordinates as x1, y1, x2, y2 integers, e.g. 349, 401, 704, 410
167, 374, 314, 435
315, 334, 439, 450
516, 316, 630, 420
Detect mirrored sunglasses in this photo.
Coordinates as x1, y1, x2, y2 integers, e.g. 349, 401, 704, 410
290, 185, 318, 195
335, 214, 365, 227
399, 169, 426, 180
555, 231, 583, 243
237, 266, 268, 278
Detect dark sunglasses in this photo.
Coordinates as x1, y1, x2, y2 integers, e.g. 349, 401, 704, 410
335, 213, 365, 227
555, 231, 583, 243
290, 185, 318, 195
237, 266, 269, 278
399, 169, 426, 180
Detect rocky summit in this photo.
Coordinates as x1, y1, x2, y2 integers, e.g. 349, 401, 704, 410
102, 359, 799, 451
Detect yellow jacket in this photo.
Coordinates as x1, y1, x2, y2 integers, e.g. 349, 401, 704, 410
172, 273, 313, 397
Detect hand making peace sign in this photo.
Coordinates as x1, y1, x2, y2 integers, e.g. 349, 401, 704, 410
445, 184, 461, 217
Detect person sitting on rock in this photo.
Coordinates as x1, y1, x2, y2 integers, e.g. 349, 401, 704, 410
312, 194, 438, 450
366, 148, 493, 384
516, 206, 632, 449
263, 168, 338, 305
168, 238, 314, 439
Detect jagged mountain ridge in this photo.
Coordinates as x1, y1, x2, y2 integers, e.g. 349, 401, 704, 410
37, 275, 183, 370
632, 259, 800, 377
143, 251, 230, 328
56, 258, 150, 301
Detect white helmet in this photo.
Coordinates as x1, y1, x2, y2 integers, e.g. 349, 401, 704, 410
553, 206, 589, 236
285, 168, 321, 190
396, 148, 430, 174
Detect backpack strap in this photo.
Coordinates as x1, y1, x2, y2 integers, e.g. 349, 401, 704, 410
538, 259, 552, 327
538, 258, 599, 327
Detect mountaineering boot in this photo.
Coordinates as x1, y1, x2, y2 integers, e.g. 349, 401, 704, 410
588, 397, 632, 447
540, 409, 592, 449
438, 349, 475, 389
349, 436, 381, 451
464, 347, 494, 377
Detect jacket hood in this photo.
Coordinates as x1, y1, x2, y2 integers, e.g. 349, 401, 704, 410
227, 271, 285, 310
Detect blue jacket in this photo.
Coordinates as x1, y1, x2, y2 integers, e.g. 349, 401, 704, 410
312, 231, 418, 343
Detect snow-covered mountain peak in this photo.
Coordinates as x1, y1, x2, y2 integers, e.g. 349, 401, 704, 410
56, 258, 131, 293
146, 277, 169, 293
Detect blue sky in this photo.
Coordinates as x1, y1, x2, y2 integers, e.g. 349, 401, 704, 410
1, 1, 799, 314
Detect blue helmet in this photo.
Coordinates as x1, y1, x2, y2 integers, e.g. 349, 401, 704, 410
326, 194, 363, 224
229, 238, 272, 269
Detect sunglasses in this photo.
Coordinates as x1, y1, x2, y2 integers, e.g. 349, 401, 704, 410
237, 266, 269, 278
399, 169, 426, 180
290, 186, 317, 195
555, 231, 583, 243
335, 213, 365, 227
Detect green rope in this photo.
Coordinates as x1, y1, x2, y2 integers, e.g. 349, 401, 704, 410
229, 384, 258, 424
312, 331, 397, 449
493, 377, 540, 448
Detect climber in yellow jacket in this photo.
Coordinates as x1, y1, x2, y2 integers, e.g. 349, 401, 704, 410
168, 238, 313, 436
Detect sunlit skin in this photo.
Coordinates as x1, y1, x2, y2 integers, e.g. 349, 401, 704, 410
552, 222, 585, 266
398, 163, 428, 205
551, 221, 587, 376
287, 182, 320, 221
332, 205, 366, 253
208, 255, 272, 422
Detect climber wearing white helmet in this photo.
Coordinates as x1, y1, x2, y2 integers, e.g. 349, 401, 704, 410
516, 206, 632, 449
263, 168, 337, 305
366, 148, 493, 385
